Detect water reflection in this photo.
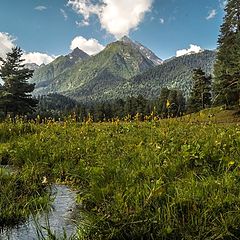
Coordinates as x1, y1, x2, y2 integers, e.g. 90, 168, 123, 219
1, 185, 78, 240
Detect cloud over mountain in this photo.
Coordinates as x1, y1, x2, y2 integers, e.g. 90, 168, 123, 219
68, 0, 153, 39
176, 44, 203, 57
70, 36, 104, 55
23, 52, 56, 65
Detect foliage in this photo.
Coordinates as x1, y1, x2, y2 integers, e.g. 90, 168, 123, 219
128, 50, 215, 101
214, 0, 240, 107
0, 47, 38, 117
157, 87, 186, 117
33, 93, 186, 121
0, 114, 240, 239
29, 48, 89, 88
187, 68, 212, 113
0, 164, 51, 227
31, 41, 155, 99
30, 41, 215, 103
34, 94, 81, 119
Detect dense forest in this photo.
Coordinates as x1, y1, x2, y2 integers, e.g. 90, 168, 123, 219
34, 91, 186, 121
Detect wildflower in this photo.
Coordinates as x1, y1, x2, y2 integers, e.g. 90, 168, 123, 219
156, 144, 161, 149
42, 176, 48, 184
228, 161, 235, 167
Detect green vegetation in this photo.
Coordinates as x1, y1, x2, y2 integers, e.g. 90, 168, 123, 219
214, 0, 240, 106
157, 88, 186, 118
30, 48, 89, 89
32, 41, 155, 100
0, 120, 53, 227
0, 1, 240, 239
128, 50, 215, 100
0, 47, 38, 117
0, 112, 240, 239
34, 93, 186, 122
187, 68, 212, 113
30, 41, 215, 103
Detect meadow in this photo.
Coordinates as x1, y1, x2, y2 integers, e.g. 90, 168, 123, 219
0, 109, 240, 239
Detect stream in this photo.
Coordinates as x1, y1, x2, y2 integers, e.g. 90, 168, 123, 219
0, 185, 78, 239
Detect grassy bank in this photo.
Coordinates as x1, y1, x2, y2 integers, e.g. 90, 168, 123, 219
0, 111, 240, 239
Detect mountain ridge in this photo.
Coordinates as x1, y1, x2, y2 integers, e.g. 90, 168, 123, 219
120, 36, 163, 65
29, 37, 216, 104
31, 38, 157, 97
29, 47, 90, 88
66, 50, 216, 102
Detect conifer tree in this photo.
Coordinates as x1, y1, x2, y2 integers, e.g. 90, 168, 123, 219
0, 47, 38, 117
158, 87, 170, 117
214, 0, 240, 107
188, 68, 211, 112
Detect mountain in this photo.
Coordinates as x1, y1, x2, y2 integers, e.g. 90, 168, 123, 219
29, 47, 89, 89
120, 36, 163, 65
116, 50, 216, 100
67, 50, 216, 102
30, 38, 216, 103
25, 63, 40, 71
32, 39, 157, 98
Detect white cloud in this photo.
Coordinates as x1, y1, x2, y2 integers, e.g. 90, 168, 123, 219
22, 52, 56, 65
0, 32, 15, 59
70, 36, 105, 55
35, 6, 47, 11
60, 9, 68, 20
159, 18, 164, 24
206, 9, 217, 20
76, 20, 89, 27
0, 32, 55, 65
68, 0, 153, 39
176, 44, 203, 57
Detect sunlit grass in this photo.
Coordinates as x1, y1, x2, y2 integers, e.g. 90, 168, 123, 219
0, 111, 240, 239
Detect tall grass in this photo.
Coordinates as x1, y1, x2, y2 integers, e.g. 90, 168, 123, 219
0, 115, 240, 239
0, 165, 51, 227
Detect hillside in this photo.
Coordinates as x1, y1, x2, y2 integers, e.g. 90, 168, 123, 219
32, 40, 156, 98
30, 38, 216, 103
120, 36, 163, 65
30, 47, 89, 90
68, 50, 216, 102
123, 50, 216, 99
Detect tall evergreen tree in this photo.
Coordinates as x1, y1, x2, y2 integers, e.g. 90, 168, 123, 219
168, 89, 186, 117
214, 0, 240, 107
0, 47, 38, 117
188, 68, 211, 112
158, 87, 170, 117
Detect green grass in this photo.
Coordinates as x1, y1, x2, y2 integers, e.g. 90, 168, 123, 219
0, 165, 51, 227
0, 113, 240, 239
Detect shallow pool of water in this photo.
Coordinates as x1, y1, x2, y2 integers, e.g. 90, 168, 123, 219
1, 185, 78, 239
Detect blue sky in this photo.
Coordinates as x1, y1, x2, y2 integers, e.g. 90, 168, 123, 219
0, 0, 226, 64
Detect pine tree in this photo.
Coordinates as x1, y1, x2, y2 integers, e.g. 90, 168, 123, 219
158, 87, 170, 117
188, 68, 211, 113
213, 0, 240, 107
0, 47, 38, 117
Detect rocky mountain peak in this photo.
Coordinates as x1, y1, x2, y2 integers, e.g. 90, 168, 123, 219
25, 63, 40, 70
120, 35, 133, 44
119, 36, 163, 65
69, 47, 89, 59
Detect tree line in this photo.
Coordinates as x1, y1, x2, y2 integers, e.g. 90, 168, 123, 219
33, 91, 185, 121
